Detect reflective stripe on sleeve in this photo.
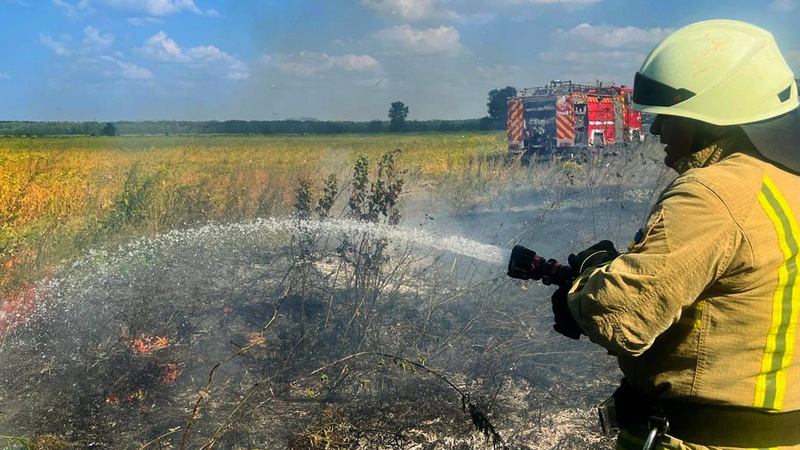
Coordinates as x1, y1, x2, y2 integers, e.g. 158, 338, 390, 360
755, 175, 800, 411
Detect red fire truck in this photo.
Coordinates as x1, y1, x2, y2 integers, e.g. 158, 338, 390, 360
507, 80, 643, 159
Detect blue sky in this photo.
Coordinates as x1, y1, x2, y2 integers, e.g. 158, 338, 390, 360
1, 0, 798, 121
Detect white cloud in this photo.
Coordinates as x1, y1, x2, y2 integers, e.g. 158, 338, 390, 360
81, 26, 115, 53
127, 16, 164, 26
100, 56, 155, 79
540, 23, 671, 66
0, 72, 10, 80
373, 25, 463, 54
336, 54, 384, 72
96, 0, 204, 16
136, 31, 189, 62
41, 27, 116, 56
271, 51, 382, 78
361, 0, 602, 23
135, 31, 250, 80
539, 49, 648, 66
226, 60, 250, 80
52, 0, 94, 18
55, 0, 215, 17
117, 60, 155, 79
538, 23, 671, 82
500, 0, 601, 4
770, 0, 796, 12
476, 64, 522, 79
40, 33, 73, 56
552, 23, 671, 50
361, 0, 437, 21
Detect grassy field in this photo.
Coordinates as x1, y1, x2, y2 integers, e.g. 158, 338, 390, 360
0, 132, 517, 288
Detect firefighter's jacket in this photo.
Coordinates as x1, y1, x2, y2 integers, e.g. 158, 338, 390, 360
568, 133, 800, 412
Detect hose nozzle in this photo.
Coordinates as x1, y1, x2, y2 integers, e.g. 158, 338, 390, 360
507, 245, 574, 287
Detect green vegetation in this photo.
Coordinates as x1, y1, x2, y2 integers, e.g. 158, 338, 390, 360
0, 119, 501, 137
388, 101, 410, 131
487, 86, 518, 125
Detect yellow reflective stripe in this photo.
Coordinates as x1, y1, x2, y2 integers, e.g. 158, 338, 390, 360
677, 302, 703, 329
616, 428, 646, 450
755, 175, 800, 411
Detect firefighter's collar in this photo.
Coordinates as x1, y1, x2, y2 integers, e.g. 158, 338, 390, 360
671, 133, 756, 175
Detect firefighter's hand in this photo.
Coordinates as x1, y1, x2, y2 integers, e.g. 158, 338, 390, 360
567, 240, 619, 277
551, 286, 583, 340
507, 245, 537, 280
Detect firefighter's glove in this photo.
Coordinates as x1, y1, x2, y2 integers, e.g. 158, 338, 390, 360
551, 286, 583, 340
567, 240, 619, 278
507, 245, 537, 280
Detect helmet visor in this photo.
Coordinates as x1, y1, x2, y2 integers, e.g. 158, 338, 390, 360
633, 72, 697, 107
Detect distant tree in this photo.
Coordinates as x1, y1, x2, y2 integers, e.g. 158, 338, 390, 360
367, 120, 384, 133
102, 122, 118, 136
487, 86, 517, 124
388, 101, 409, 131
478, 116, 495, 131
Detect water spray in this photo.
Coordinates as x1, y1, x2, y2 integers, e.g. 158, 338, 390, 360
70, 216, 509, 268
13, 217, 510, 334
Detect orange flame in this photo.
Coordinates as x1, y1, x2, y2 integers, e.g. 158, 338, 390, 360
105, 389, 145, 405
129, 335, 170, 353
0, 284, 41, 334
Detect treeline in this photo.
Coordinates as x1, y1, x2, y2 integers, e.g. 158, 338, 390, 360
0, 118, 503, 137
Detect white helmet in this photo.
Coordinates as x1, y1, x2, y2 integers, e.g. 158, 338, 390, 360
633, 20, 800, 172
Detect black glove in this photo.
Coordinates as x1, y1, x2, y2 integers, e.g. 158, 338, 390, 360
551, 285, 583, 339
550, 240, 618, 340
567, 240, 619, 277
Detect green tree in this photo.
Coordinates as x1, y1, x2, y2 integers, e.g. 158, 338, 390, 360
486, 86, 517, 124
388, 101, 409, 131
102, 122, 118, 136
367, 120, 384, 133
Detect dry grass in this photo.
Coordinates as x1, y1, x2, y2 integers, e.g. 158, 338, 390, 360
0, 132, 513, 288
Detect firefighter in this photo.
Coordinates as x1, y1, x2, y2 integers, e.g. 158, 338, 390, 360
551, 20, 799, 450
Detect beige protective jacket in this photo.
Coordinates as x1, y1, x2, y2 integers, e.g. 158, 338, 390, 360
569, 133, 800, 412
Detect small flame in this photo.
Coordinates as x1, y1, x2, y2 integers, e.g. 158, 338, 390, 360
129, 335, 170, 353
0, 284, 41, 334
105, 389, 145, 405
